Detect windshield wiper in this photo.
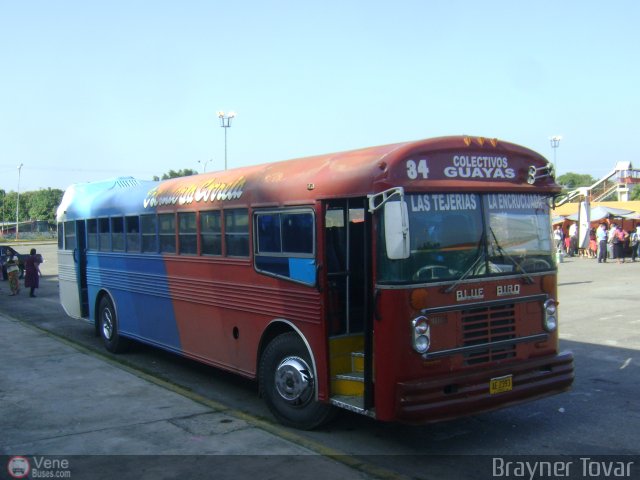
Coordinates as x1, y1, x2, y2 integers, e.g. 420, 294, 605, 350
443, 251, 486, 293
488, 228, 534, 284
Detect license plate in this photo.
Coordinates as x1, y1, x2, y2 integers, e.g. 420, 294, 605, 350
490, 375, 513, 394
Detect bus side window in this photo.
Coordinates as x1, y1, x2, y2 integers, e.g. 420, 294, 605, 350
201, 211, 222, 256
282, 212, 313, 253
141, 215, 157, 253
58, 223, 64, 250
178, 212, 197, 255
112, 217, 125, 252
126, 216, 140, 253
255, 210, 315, 285
98, 218, 110, 251
158, 213, 176, 254
87, 219, 98, 250
257, 213, 281, 253
64, 221, 76, 251
225, 209, 249, 257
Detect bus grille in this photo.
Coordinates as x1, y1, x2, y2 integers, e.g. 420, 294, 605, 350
461, 303, 516, 365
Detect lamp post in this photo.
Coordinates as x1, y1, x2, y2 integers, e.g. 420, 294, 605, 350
549, 135, 562, 173
16, 163, 23, 240
198, 159, 212, 173
217, 111, 236, 170
1, 190, 5, 235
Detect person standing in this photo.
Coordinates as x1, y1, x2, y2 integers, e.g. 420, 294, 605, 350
631, 226, 640, 262
612, 225, 628, 264
5, 248, 21, 295
596, 223, 608, 263
568, 222, 578, 256
588, 229, 597, 258
553, 225, 564, 252
608, 223, 617, 260
24, 248, 42, 297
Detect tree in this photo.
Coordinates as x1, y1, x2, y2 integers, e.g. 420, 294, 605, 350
2, 191, 23, 224
556, 172, 597, 190
25, 188, 64, 223
0, 188, 63, 224
152, 168, 198, 181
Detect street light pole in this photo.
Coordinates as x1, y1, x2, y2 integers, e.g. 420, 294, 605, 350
217, 111, 236, 170
1, 191, 5, 235
549, 135, 562, 173
16, 163, 23, 240
198, 159, 212, 173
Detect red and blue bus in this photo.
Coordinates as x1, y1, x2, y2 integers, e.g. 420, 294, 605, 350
57, 135, 574, 429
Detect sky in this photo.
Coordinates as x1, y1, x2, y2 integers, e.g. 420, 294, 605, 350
1, 0, 639, 192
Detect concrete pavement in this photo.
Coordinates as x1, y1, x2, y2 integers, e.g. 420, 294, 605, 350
0, 314, 375, 479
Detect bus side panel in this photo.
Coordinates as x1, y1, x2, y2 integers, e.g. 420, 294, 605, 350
165, 258, 324, 380
58, 250, 84, 319
372, 290, 406, 421
86, 253, 182, 350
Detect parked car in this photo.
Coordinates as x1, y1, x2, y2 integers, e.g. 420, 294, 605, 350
0, 246, 27, 280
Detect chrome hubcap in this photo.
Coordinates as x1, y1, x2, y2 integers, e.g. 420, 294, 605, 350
102, 308, 114, 340
275, 356, 314, 404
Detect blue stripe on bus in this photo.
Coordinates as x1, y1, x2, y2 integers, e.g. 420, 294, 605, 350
87, 253, 182, 350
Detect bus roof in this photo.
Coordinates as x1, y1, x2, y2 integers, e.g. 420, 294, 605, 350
57, 136, 558, 220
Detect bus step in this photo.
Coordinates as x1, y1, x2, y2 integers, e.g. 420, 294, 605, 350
351, 351, 365, 373
330, 395, 365, 413
332, 371, 364, 396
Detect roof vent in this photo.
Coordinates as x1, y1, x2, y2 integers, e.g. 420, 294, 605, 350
112, 177, 142, 189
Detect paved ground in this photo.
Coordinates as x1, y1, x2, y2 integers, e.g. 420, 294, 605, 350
0, 315, 380, 479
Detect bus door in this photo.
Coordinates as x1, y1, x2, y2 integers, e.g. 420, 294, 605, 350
59, 220, 89, 319
75, 220, 89, 318
324, 198, 374, 410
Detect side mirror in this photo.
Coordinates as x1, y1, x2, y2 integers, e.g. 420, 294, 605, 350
384, 201, 411, 260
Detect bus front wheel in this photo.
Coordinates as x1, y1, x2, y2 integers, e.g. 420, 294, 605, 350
259, 332, 334, 430
98, 296, 129, 353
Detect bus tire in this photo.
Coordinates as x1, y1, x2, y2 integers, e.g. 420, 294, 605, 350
259, 332, 334, 430
98, 295, 129, 353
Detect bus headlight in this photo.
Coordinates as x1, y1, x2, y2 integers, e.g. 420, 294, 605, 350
543, 299, 558, 332
411, 316, 431, 354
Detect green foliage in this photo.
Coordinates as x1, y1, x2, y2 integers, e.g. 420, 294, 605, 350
631, 185, 640, 201
27, 188, 64, 222
556, 172, 597, 190
152, 168, 198, 181
0, 188, 63, 223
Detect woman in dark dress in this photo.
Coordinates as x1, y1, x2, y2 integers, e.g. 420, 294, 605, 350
24, 248, 41, 297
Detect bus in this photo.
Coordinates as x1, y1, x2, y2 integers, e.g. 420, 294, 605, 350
57, 135, 574, 429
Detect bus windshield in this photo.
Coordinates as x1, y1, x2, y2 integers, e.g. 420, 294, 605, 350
378, 193, 555, 284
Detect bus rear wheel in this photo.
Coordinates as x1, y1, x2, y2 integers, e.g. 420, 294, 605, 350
259, 332, 334, 430
98, 296, 129, 353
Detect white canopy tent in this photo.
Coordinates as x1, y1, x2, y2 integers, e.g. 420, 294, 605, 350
566, 205, 635, 222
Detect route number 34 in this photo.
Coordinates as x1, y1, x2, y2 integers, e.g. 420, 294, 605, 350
406, 159, 429, 179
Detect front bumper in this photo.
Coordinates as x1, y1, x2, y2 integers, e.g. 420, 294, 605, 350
395, 351, 574, 423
